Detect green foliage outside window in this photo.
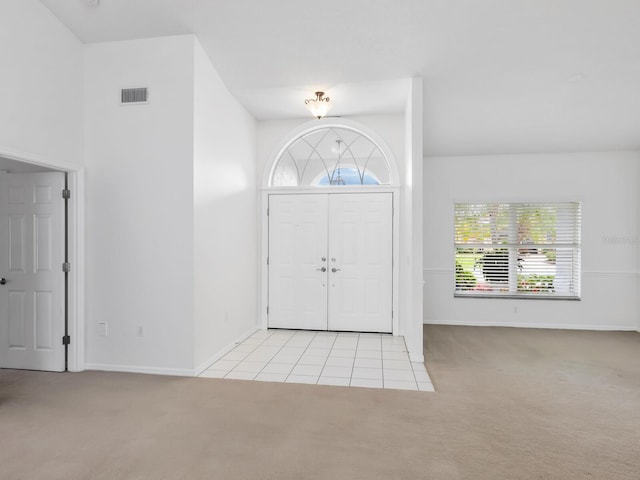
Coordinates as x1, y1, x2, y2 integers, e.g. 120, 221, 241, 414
455, 261, 477, 290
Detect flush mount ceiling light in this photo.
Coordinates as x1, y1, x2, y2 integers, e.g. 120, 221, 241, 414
305, 91, 331, 119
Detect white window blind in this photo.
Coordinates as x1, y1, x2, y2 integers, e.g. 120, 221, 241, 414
454, 203, 581, 299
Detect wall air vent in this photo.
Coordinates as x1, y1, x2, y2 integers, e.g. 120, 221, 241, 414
121, 88, 148, 105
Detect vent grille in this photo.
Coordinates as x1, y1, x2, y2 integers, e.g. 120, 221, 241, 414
121, 88, 148, 104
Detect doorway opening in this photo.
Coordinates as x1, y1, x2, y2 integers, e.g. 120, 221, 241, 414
268, 192, 393, 333
0, 155, 79, 372
262, 120, 400, 335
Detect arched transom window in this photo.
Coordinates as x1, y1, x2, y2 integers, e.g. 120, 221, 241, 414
270, 127, 392, 187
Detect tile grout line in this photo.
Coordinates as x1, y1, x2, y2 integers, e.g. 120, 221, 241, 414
283, 330, 320, 383
208, 332, 265, 375
380, 334, 386, 389
406, 336, 420, 389
316, 332, 341, 384
223, 332, 264, 378
230, 335, 262, 364
227, 329, 285, 380
348, 334, 361, 387
221, 331, 272, 377
254, 330, 302, 380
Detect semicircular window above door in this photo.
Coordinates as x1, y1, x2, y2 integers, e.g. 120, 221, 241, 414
270, 127, 392, 187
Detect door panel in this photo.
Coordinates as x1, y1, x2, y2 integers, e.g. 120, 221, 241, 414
0, 172, 65, 371
268, 194, 328, 330
328, 193, 392, 333
268, 192, 393, 333
9, 291, 26, 348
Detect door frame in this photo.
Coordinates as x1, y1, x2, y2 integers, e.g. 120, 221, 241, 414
0, 147, 84, 372
260, 118, 403, 337
261, 187, 400, 335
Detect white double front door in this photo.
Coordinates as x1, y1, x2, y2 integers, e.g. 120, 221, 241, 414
268, 193, 393, 333
0, 172, 66, 372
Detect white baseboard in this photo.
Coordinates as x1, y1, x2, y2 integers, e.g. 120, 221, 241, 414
424, 319, 638, 331
84, 327, 259, 377
84, 363, 195, 377
193, 326, 260, 376
84, 327, 261, 378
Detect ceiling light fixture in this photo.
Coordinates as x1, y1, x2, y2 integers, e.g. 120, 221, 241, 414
305, 91, 331, 119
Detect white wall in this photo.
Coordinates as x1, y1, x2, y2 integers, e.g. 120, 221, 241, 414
84, 36, 196, 373
0, 0, 83, 168
193, 39, 258, 370
424, 151, 640, 330
403, 78, 424, 362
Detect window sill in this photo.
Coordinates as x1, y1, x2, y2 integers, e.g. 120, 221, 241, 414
454, 293, 581, 301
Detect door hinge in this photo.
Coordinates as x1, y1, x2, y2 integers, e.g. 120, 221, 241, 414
62, 335, 71, 346
392, 310, 394, 319
266, 306, 269, 315
62, 189, 71, 200
267, 257, 269, 265
267, 207, 269, 216
62, 262, 71, 273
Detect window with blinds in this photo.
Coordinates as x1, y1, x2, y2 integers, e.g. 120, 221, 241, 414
454, 203, 581, 299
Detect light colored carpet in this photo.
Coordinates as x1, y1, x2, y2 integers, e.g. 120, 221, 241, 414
1, 325, 639, 479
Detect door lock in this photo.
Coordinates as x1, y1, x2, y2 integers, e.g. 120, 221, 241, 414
0, 278, 6, 285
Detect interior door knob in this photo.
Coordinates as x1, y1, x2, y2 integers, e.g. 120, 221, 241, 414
316, 267, 327, 272
0, 278, 6, 285
331, 268, 341, 273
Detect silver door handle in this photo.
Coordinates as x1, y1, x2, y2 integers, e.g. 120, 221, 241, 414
316, 267, 326, 272
331, 268, 341, 273
0, 278, 6, 285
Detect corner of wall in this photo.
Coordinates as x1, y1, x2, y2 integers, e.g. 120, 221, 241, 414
402, 77, 424, 361
637, 151, 640, 332
192, 43, 259, 368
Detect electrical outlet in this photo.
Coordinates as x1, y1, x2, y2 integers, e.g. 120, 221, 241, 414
98, 322, 108, 337
137, 325, 144, 337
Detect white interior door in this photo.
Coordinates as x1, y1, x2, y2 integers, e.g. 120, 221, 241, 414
268, 194, 328, 330
0, 172, 66, 372
328, 193, 393, 333
268, 192, 393, 333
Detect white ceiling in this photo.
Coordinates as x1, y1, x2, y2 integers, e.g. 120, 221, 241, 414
40, 0, 640, 156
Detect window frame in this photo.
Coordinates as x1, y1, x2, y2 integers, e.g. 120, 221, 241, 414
453, 202, 582, 300
269, 126, 393, 188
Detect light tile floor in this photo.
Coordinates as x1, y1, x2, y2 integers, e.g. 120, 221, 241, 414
200, 329, 435, 392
